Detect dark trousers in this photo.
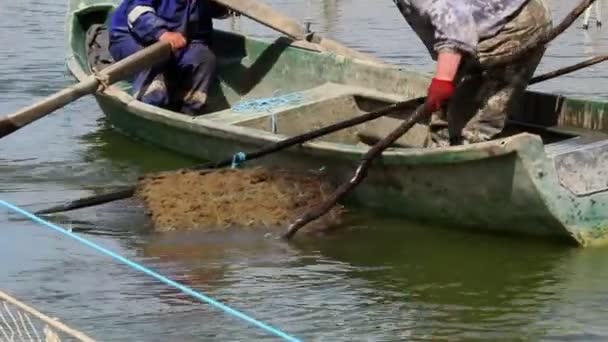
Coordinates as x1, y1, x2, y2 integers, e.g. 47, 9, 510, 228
109, 34, 217, 115
427, 0, 552, 147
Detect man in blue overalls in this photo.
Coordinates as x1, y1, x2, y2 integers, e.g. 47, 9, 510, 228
109, 0, 230, 115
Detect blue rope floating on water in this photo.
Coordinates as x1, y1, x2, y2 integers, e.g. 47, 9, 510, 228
231, 91, 304, 113
0, 200, 301, 342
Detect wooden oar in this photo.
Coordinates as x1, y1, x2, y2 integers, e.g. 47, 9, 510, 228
0, 41, 172, 140
212, 0, 381, 63
35, 97, 424, 215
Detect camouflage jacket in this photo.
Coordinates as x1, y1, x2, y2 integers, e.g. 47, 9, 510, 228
393, 0, 529, 58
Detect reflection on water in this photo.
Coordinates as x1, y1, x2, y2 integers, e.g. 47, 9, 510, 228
3, 0, 608, 340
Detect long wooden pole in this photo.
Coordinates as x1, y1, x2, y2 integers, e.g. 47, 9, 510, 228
212, 0, 381, 63
0, 41, 172, 140
530, 54, 608, 84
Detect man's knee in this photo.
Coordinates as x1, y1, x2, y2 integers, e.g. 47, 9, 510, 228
179, 44, 217, 70
109, 36, 143, 62
135, 73, 169, 107
439, 84, 526, 147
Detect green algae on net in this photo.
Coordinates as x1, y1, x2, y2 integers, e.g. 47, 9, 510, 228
135, 167, 345, 232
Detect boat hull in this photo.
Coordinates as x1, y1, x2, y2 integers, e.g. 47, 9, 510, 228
94, 92, 575, 243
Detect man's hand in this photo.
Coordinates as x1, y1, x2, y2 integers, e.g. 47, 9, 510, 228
425, 78, 455, 112
425, 50, 462, 112
159, 31, 187, 51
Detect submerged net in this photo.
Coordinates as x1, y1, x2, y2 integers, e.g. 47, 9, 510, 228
0, 291, 95, 342
135, 167, 345, 233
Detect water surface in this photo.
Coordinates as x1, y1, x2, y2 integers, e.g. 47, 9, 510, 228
2, 1, 608, 340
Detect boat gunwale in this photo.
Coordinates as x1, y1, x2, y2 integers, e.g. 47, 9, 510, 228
95, 86, 544, 166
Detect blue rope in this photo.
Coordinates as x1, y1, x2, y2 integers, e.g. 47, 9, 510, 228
230, 91, 304, 113
231, 91, 303, 135
0, 200, 301, 342
231, 152, 247, 169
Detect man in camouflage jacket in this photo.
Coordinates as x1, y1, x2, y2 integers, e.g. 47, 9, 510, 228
393, 0, 552, 146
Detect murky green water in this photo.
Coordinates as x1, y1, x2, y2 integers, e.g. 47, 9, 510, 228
3, 1, 608, 341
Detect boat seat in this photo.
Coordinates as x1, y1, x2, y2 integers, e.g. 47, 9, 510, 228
544, 132, 608, 157
197, 82, 405, 125
545, 134, 608, 196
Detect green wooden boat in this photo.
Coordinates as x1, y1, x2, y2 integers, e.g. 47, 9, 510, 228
67, 0, 608, 247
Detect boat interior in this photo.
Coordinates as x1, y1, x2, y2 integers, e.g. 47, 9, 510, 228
74, 5, 608, 153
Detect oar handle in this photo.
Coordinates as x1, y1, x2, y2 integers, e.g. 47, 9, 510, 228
0, 41, 172, 140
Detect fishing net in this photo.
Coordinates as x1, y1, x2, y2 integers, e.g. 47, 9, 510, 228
0, 291, 94, 342
134, 166, 345, 233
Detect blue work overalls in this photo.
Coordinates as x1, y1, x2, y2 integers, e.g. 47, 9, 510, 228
109, 0, 228, 115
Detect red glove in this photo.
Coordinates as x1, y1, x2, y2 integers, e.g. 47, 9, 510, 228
425, 78, 455, 112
